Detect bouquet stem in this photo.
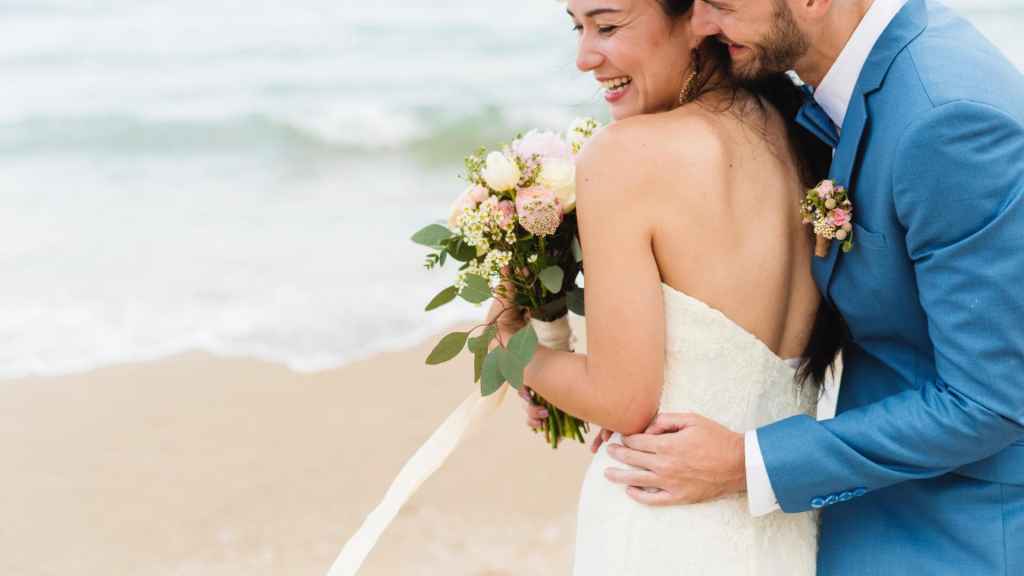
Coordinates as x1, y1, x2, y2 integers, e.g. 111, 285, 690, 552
531, 391, 589, 449
528, 316, 589, 449
814, 235, 831, 258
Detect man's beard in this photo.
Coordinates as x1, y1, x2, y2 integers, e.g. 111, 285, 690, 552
729, 0, 810, 81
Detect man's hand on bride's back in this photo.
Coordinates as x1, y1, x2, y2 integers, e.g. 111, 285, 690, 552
602, 413, 747, 506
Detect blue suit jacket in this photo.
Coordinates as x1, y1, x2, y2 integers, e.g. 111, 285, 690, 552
757, 1, 1024, 573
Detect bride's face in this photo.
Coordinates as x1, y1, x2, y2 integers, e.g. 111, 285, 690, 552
568, 0, 697, 120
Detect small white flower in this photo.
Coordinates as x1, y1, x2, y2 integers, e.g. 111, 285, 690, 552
481, 151, 521, 192
567, 117, 600, 155
528, 254, 538, 263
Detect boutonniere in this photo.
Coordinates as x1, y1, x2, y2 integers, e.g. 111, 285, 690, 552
801, 179, 853, 257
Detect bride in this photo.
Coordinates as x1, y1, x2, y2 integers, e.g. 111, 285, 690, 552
486, 0, 838, 574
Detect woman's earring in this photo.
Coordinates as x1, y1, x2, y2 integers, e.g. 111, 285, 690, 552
677, 50, 702, 106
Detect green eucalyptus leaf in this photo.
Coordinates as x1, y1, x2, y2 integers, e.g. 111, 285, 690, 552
539, 266, 565, 294
425, 286, 459, 311
572, 236, 584, 263
448, 238, 478, 262
460, 274, 492, 304
425, 331, 469, 365
481, 349, 505, 396
467, 324, 498, 354
473, 347, 486, 382
567, 288, 586, 316
496, 347, 525, 390
412, 224, 453, 247
507, 324, 538, 365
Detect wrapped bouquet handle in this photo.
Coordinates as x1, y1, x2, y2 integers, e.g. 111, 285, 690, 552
531, 316, 572, 351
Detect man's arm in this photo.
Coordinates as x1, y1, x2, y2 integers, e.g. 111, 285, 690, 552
758, 100, 1024, 512
745, 430, 781, 515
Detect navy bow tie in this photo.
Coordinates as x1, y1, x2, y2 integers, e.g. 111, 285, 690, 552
795, 84, 839, 149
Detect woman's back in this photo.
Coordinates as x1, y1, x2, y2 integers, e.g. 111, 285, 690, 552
589, 92, 820, 360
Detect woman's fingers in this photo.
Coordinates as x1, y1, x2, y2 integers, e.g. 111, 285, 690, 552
518, 386, 548, 429
590, 428, 613, 453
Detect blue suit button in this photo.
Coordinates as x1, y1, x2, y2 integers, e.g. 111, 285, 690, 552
811, 497, 826, 509
853, 488, 867, 497
824, 494, 838, 506
838, 491, 854, 502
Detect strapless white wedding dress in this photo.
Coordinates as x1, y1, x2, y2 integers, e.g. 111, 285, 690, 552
572, 282, 819, 576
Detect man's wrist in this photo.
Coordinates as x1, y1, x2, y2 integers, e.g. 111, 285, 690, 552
729, 430, 747, 494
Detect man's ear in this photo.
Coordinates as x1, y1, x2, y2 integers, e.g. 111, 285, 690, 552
798, 0, 833, 21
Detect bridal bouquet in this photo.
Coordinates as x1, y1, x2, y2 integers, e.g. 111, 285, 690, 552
411, 117, 601, 448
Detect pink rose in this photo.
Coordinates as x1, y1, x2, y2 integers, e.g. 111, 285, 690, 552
516, 186, 563, 237
468, 184, 489, 204
830, 208, 851, 227
497, 199, 516, 229
447, 187, 477, 228
816, 180, 835, 199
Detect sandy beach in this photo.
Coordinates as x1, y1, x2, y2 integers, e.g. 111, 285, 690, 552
0, 331, 593, 575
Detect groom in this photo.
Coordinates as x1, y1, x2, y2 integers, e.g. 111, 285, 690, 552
601, 0, 1024, 572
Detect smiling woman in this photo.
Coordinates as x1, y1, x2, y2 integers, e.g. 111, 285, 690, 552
568, 0, 702, 118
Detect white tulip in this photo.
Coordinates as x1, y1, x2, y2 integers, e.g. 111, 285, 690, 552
538, 158, 576, 213
481, 151, 521, 192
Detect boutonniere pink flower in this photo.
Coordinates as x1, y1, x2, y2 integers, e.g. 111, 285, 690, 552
800, 179, 854, 257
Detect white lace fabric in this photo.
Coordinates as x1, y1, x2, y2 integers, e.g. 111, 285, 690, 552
572, 283, 819, 575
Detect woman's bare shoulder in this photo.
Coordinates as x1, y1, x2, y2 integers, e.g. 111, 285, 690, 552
576, 108, 733, 202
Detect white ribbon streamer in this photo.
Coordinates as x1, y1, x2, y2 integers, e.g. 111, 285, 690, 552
326, 316, 573, 576
326, 383, 510, 576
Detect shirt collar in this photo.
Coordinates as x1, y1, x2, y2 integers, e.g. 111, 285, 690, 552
814, 0, 910, 129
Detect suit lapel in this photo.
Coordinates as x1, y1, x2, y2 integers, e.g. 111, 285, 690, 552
812, 0, 929, 307
812, 93, 868, 303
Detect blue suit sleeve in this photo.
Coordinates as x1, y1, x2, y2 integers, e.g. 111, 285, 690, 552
758, 100, 1024, 513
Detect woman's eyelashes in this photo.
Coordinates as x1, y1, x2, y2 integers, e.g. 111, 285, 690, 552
570, 23, 620, 36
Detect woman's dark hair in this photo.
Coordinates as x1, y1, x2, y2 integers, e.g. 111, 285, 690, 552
658, 0, 846, 387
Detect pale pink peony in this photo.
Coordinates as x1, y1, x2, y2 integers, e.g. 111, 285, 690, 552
830, 208, 851, 227
514, 130, 571, 162
516, 186, 563, 237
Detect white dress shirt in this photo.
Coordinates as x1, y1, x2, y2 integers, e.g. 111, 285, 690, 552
744, 0, 910, 517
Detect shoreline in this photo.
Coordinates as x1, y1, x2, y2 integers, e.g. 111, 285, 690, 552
0, 334, 592, 575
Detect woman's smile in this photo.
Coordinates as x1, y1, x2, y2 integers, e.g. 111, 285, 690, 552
599, 75, 634, 103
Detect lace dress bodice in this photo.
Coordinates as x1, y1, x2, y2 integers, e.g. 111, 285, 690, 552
572, 282, 819, 576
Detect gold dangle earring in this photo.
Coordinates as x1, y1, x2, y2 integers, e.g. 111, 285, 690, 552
677, 49, 702, 106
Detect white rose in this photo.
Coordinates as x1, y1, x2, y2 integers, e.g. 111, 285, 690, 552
481, 151, 521, 192
538, 158, 576, 213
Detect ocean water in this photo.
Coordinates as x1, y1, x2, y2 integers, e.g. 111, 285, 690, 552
0, 0, 1020, 379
